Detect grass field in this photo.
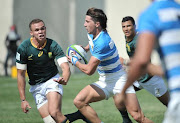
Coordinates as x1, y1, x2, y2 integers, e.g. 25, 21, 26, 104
0, 73, 166, 123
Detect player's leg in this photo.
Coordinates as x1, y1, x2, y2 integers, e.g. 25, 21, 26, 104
73, 84, 106, 123
4, 51, 11, 76
46, 91, 67, 123
157, 91, 169, 106
113, 81, 143, 123
124, 93, 153, 123
65, 110, 91, 123
139, 76, 169, 106
38, 102, 56, 123
30, 82, 56, 123
113, 96, 132, 123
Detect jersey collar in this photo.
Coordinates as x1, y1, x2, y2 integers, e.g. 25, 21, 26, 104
30, 37, 47, 49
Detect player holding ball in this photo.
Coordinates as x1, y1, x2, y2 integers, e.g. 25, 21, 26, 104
67, 7, 153, 123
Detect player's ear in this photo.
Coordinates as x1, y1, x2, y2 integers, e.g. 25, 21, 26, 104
30, 31, 33, 37
95, 22, 100, 28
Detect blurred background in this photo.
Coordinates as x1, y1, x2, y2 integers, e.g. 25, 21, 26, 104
1, 0, 179, 76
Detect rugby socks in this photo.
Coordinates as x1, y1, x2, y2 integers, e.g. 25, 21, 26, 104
119, 110, 132, 123
65, 110, 91, 123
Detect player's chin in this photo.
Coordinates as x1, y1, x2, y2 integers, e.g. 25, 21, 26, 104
38, 37, 46, 41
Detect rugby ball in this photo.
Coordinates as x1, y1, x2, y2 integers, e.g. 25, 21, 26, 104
66, 44, 88, 64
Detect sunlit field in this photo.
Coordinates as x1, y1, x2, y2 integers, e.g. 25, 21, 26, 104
0, 73, 166, 123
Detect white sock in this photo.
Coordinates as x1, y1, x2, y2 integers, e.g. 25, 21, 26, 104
43, 115, 56, 123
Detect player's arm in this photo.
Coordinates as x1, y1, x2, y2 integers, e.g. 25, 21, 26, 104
119, 57, 124, 65
120, 57, 130, 66
55, 57, 71, 85
60, 62, 71, 84
17, 68, 31, 113
83, 44, 90, 52
147, 63, 164, 76
76, 56, 100, 75
17, 69, 26, 101
67, 54, 100, 75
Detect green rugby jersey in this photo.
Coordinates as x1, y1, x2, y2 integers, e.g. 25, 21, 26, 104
126, 35, 137, 57
125, 34, 152, 83
16, 37, 65, 85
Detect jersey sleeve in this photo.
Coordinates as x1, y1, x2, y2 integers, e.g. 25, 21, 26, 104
16, 45, 27, 64
16, 45, 27, 70
93, 39, 116, 61
138, 6, 160, 36
51, 41, 65, 60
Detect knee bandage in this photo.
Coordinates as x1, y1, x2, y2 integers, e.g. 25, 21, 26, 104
43, 115, 56, 123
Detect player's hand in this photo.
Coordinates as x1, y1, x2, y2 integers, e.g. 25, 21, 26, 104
80, 45, 88, 52
21, 100, 31, 113
66, 51, 79, 66
71, 53, 78, 65
53, 77, 67, 85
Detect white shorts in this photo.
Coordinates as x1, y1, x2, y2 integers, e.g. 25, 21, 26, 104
29, 74, 63, 109
138, 75, 167, 97
92, 69, 135, 100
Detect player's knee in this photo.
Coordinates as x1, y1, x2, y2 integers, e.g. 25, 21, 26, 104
49, 109, 62, 118
73, 97, 84, 109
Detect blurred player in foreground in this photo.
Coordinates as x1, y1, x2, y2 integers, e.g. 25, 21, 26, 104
67, 7, 153, 123
16, 19, 71, 123
116, 16, 169, 123
117, 0, 180, 123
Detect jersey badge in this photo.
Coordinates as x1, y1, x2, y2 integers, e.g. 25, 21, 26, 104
38, 51, 43, 57
109, 40, 114, 49
48, 52, 52, 58
28, 54, 33, 60
126, 43, 131, 52
89, 40, 94, 51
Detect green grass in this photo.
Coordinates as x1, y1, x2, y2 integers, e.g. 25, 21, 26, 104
0, 73, 166, 123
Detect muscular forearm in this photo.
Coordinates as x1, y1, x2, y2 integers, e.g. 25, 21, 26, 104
60, 62, 71, 83
76, 61, 96, 75
62, 68, 71, 82
17, 72, 26, 101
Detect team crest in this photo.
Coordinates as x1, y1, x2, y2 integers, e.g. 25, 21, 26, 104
48, 52, 52, 58
89, 40, 94, 51
28, 54, 33, 60
38, 51, 43, 57
126, 44, 131, 52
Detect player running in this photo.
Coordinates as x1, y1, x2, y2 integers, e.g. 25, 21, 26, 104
67, 7, 153, 123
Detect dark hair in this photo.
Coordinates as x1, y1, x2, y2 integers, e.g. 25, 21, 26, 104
122, 16, 135, 25
29, 19, 45, 30
86, 7, 107, 31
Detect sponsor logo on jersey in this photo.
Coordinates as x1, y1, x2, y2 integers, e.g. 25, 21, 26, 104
16, 52, 20, 61
38, 51, 43, 57
48, 52, 52, 58
28, 54, 33, 60
126, 43, 131, 52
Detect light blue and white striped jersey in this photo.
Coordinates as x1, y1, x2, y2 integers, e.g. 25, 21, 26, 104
138, 0, 180, 92
88, 31, 122, 75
